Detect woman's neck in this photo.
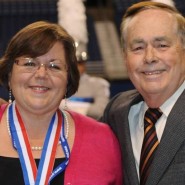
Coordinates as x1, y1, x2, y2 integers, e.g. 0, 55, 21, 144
15, 105, 56, 140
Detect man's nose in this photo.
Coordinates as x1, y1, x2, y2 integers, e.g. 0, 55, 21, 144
144, 46, 156, 63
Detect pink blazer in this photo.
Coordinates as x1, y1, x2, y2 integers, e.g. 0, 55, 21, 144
0, 105, 123, 185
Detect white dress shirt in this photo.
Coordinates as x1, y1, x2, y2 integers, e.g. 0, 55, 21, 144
128, 81, 185, 178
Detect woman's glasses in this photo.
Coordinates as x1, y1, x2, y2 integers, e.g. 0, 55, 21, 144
15, 57, 68, 74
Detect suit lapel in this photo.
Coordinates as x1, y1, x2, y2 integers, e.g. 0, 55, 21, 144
118, 106, 139, 185
115, 92, 143, 185
146, 90, 185, 185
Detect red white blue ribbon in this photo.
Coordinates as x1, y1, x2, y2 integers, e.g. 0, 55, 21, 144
8, 101, 69, 185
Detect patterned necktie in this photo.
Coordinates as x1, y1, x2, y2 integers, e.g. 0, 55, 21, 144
139, 108, 162, 185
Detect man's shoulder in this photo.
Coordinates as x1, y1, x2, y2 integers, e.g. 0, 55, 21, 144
105, 89, 142, 113
100, 89, 141, 126
111, 89, 139, 103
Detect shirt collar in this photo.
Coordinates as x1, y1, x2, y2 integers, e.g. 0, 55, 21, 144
142, 81, 185, 117
160, 81, 185, 117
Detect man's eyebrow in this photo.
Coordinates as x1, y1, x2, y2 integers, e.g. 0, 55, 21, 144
153, 36, 170, 42
131, 38, 145, 44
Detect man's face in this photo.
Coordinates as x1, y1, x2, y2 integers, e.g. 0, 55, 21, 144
124, 9, 185, 104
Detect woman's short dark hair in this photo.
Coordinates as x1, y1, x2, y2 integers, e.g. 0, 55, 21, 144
0, 21, 80, 98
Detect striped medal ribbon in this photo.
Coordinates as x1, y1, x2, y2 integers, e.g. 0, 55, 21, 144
8, 101, 62, 185
49, 111, 70, 182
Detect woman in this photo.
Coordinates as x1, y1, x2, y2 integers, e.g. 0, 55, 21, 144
0, 21, 122, 184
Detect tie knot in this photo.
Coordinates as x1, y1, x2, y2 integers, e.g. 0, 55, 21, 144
144, 108, 162, 126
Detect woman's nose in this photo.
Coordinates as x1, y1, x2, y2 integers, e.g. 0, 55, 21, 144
35, 64, 48, 77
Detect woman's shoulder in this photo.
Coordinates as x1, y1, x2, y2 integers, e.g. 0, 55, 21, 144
67, 110, 120, 145
65, 111, 122, 184
68, 110, 108, 127
67, 110, 116, 139
0, 103, 8, 122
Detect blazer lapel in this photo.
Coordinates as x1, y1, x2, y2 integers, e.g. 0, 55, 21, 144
146, 90, 185, 185
115, 93, 143, 185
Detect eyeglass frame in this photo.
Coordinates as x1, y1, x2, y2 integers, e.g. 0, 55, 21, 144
14, 57, 68, 75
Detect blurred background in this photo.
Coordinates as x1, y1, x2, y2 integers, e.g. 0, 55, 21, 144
0, 0, 184, 98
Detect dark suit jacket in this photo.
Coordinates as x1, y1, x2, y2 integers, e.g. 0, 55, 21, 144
101, 89, 185, 185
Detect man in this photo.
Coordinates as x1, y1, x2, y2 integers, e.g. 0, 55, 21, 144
101, 1, 185, 185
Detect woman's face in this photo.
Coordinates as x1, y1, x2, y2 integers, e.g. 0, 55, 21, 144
9, 41, 68, 115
